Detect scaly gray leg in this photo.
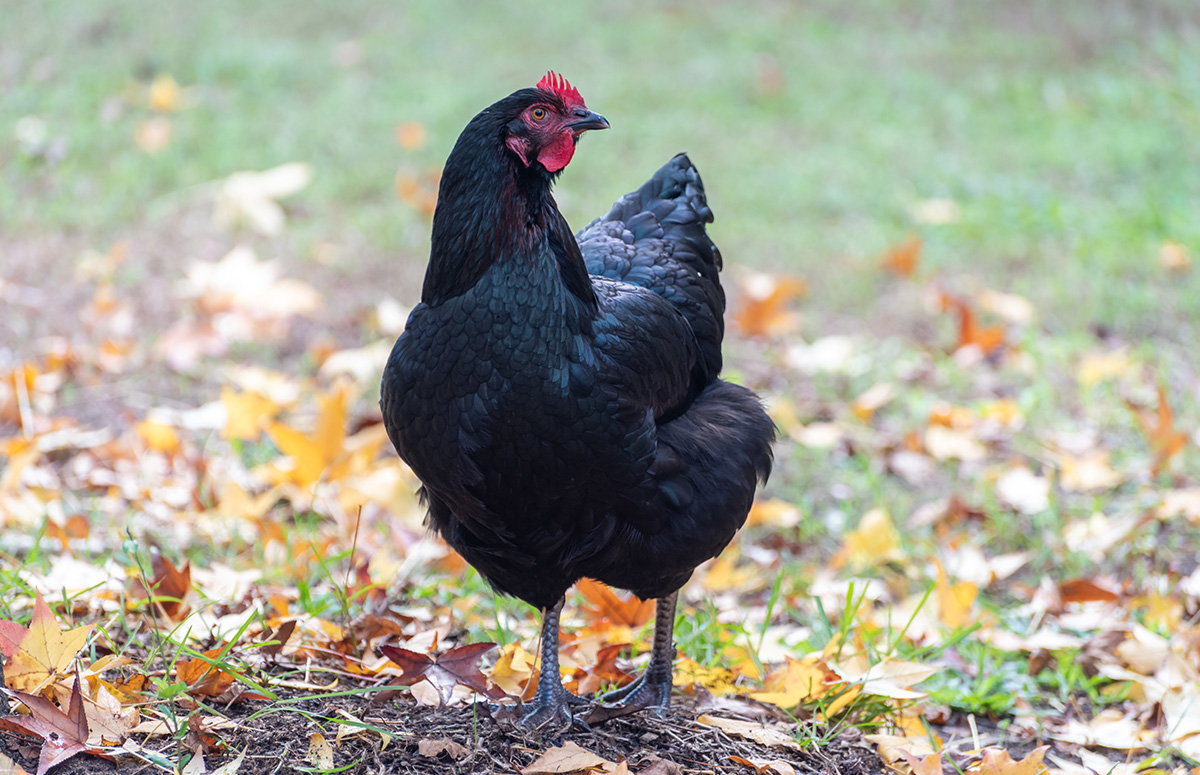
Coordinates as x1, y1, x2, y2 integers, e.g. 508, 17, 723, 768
598, 592, 677, 715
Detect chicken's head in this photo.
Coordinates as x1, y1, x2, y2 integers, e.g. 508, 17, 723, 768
505, 71, 609, 173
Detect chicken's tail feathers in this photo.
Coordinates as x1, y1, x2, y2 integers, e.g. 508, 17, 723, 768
579, 154, 727, 378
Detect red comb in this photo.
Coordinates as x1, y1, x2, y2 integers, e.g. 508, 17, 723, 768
536, 71, 584, 106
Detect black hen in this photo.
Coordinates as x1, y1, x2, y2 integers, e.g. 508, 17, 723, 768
381, 72, 775, 730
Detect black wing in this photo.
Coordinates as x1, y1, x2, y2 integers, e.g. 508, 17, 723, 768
577, 153, 726, 383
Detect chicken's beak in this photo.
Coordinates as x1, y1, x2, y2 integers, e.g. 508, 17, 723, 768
567, 110, 610, 134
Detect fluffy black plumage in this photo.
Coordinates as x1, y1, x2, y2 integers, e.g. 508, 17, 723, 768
381, 75, 774, 730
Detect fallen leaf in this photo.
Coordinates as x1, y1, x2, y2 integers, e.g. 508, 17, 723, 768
938, 292, 1005, 356
520, 741, 617, 774
977, 745, 1048, 775
220, 388, 281, 442
935, 561, 979, 630
749, 655, 836, 708
735, 273, 807, 338
176, 647, 238, 697
831, 508, 903, 570
1058, 578, 1120, 605
910, 199, 959, 224
379, 642, 505, 706
577, 579, 654, 629
1159, 240, 1190, 272
396, 122, 427, 150
696, 715, 802, 750
0, 675, 112, 775
882, 236, 921, 277
417, 737, 471, 760
148, 74, 182, 112
134, 117, 172, 153
306, 732, 334, 770
0, 592, 93, 694
728, 755, 796, 775
899, 749, 944, 775
214, 163, 313, 235
1126, 384, 1188, 475
995, 466, 1050, 515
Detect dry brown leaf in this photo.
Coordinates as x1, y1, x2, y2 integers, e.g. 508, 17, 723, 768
1058, 578, 1120, 605
306, 732, 334, 770
0, 675, 113, 775
864, 733, 936, 764
696, 715, 802, 750
379, 642, 505, 706
728, 756, 797, 775
520, 741, 618, 774
417, 737, 470, 760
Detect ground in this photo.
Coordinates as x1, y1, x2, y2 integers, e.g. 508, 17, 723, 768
2, 2, 1200, 775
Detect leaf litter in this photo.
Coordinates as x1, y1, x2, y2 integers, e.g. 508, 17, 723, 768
2, 171, 1199, 775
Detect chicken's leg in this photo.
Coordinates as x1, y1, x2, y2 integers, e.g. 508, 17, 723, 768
519, 599, 583, 731
598, 591, 677, 715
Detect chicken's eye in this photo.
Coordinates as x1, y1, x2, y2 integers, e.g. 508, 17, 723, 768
531, 107, 547, 121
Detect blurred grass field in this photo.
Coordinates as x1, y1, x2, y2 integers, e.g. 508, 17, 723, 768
3, 0, 1198, 338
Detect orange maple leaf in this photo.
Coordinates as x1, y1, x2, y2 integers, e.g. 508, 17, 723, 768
575, 579, 654, 629
1126, 384, 1188, 476
938, 293, 1005, 356
734, 274, 807, 338
882, 235, 922, 277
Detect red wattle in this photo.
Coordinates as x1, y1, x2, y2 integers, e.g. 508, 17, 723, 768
537, 134, 576, 172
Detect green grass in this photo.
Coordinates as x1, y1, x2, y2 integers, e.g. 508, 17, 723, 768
3, 0, 1198, 334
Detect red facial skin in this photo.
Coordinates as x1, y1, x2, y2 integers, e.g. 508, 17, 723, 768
506, 72, 594, 173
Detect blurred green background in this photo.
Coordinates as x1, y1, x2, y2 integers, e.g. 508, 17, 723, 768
2, 0, 1198, 339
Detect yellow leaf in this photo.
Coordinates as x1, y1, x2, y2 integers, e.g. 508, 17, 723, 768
745, 498, 801, 528
489, 643, 536, 698
899, 749, 944, 775
673, 658, 739, 695
851, 382, 896, 422
831, 508, 902, 570
148, 74, 181, 112
977, 745, 1048, 775
221, 388, 280, 441
265, 385, 348, 488
307, 732, 334, 770
749, 655, 835, 708
1077, 348, 1135, 387
0, 592, 93, 694
1159, 240, 1190, 272
935, 561, 978, 630
135, 420, 179, 453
